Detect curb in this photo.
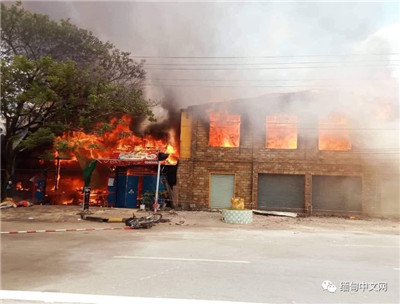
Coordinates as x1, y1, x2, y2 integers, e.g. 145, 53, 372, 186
0, 227, 133, 234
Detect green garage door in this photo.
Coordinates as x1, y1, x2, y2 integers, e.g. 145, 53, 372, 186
257, 174, 305, 211
210, 174, 234, 208
312, 176, 362, 213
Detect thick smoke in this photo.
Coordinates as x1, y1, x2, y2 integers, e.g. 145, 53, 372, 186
19, 1, 399, 154
20, 1, 398, 106
10, 1, 399, 214
143, 93, 181, 141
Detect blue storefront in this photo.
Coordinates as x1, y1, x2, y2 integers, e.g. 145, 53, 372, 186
107, 168, 166, 208
97, 151, 171, 209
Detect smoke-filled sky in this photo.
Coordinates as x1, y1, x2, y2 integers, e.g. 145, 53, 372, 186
20, 1, 399, 109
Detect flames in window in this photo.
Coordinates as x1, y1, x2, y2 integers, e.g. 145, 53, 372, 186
266, 114, 298, 149
209, 111, 241, 147
319, 114, 351, 151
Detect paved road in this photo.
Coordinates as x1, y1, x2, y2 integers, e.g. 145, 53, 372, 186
1, 225, 399, 303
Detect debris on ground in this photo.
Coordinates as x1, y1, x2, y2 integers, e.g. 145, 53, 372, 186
78, 210, 93, 216
1, 205, 399, 235
81, 212, 170, 228
124, 213, 164, 229
0, 202, 17, 209
81, 215, 126, 223
81, 215, 108, 222
107, 217, 125, 223
252, 210, 298, 218
1, 197, 17, 209
15, 200, 33, 207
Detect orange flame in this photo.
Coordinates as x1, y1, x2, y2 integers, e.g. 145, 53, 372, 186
49, 115, 179, 205
266, 114, 298, 149
319, 114, 351, 151
54, 115, 179, 165
209, 110, 241, 147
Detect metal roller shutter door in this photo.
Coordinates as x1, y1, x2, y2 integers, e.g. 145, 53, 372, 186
257, 174, 305, 211
312, 175, 362, 212
210, 174, 234, 209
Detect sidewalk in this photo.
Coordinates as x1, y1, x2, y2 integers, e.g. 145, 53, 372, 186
1, 205, 399, 234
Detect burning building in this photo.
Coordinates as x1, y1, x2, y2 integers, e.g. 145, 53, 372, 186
10, 90, 398, 217
176, 90, 399, 217
10, 115, 179, 208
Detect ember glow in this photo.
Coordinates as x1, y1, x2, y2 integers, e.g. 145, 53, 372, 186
266, 114, 298, 149
319, 114, 352, 151
209, 111, 241, 147
50, 174, 107, 205
15, 181, 22, 190
48, 115, 179, 205
54, 115, 179, 165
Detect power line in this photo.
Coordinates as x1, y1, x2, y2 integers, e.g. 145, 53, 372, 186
132, 53, 400, 59
147, 77, 383, 82
145, 64, 399, 71
177, 120, 400, 131
143, 83, 397, 88
280, 128, 399, 131
144, 84, 338, 88
143, 60, 400, 66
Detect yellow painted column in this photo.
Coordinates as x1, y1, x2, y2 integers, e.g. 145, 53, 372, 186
180, 111, 192, 159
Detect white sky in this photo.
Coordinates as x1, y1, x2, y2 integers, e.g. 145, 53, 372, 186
21, 1, 399, 107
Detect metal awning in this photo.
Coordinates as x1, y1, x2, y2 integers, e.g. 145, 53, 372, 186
96, 150, 173, 167
97, 158, 160, 167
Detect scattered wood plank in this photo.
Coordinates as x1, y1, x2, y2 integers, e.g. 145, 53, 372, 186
81, 215, 108, 222
252, 209, 298, 218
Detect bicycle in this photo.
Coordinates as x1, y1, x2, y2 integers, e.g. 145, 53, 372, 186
124, 212, 163, 229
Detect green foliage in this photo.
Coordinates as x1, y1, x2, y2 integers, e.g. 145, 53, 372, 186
141, 190, 167, 208
142, 191, 156, 203
38, 150, 56, 161
1, 2, 113, 67
1, 2, 155, 198
94, 123, 114, 136
1, 2, 154, 143
53, 139, 75, 154
19, 128, 55, 150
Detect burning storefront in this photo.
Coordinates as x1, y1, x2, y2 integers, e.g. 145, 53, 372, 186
176, 90, 399, 217
61, 115, 179, 208
10, 90, 398, 217
93, 150, 173, 209
10, 115, 178, 208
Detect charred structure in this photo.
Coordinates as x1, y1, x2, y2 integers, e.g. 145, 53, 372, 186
8, 90, 399, 217
9, 113, 179, 207
176, 91, 399, 217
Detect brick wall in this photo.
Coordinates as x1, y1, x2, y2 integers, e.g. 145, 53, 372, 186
176, 96, 399, 217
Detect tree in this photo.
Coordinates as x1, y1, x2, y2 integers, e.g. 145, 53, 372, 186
1, 3, 154, 199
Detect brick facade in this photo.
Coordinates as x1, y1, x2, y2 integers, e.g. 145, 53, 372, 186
176, 92, 399, 217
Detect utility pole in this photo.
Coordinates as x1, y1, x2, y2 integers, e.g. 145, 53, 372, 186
153, 152, 169, 212
54, 156, 70, 191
